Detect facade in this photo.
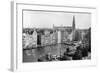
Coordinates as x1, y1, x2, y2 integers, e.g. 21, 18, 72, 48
23, 30, 37, 49
41, 30, 58, 46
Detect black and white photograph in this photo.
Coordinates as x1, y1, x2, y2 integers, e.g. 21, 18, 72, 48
22, 10, 91, 63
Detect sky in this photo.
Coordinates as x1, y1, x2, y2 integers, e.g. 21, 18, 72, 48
23, 10, 91, 29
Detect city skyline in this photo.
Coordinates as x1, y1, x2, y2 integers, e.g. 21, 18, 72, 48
23, 10, 91, 29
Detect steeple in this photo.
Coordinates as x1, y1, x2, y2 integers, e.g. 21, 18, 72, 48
72, 15, 75, 31
72, 15, 76, 41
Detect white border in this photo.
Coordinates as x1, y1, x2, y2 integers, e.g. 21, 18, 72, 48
11, 1, 97, 72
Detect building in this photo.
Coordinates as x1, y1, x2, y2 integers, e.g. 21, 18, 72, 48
23, 29, 37, 49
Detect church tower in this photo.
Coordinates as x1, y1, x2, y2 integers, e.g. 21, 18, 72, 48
72, 15, 76, 41
72, 15, 75, 31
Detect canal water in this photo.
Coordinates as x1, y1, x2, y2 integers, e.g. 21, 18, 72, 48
23, 44, 71, 62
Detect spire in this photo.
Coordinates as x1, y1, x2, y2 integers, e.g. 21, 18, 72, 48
72, 15, 76, 41
72, 15, 75, 31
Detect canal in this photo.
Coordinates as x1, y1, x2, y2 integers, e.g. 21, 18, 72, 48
23, 43, 76, 62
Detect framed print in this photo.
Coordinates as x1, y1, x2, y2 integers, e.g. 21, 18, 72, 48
11, 1, 97, 71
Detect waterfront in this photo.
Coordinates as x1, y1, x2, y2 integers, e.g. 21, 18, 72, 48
23, 43, 90, 62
